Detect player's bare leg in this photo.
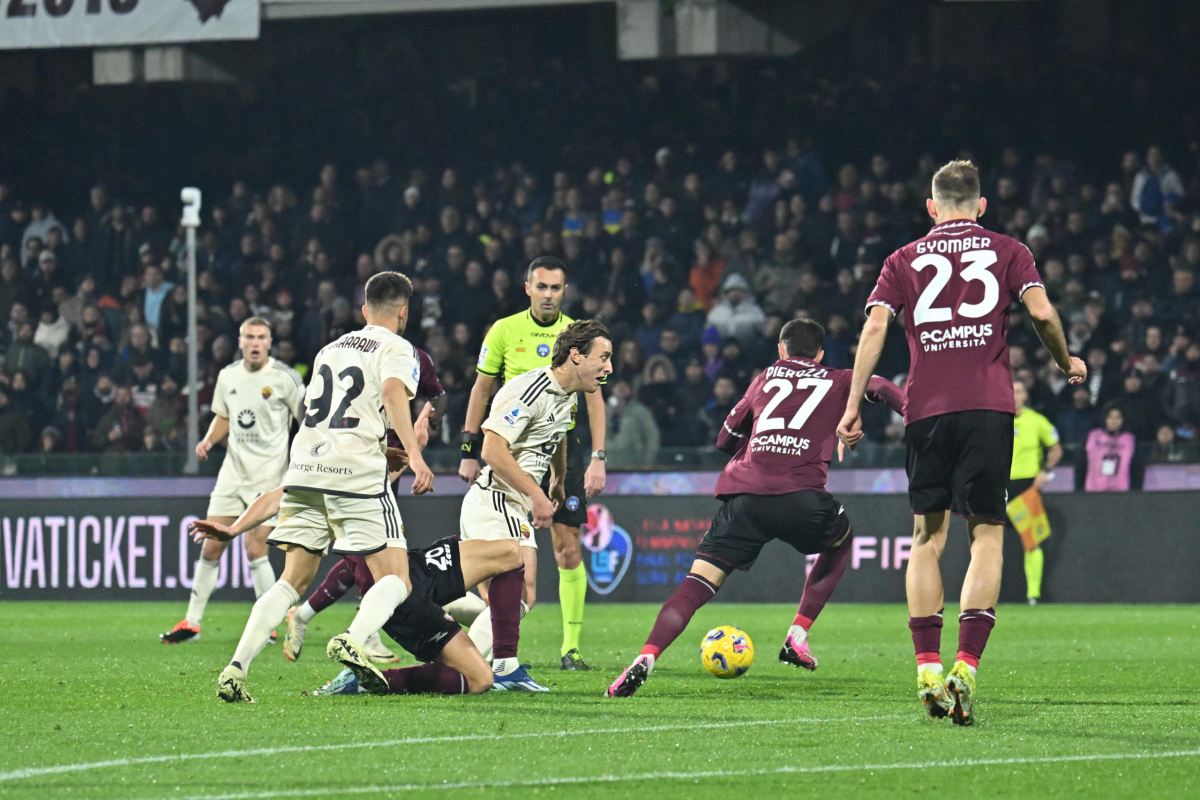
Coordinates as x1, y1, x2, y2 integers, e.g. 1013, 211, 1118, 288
905, 511, 954, 719
608, 559, 728, 697
945, 518, 1002, 726
552, 523, 590, 670
219, 547, 322, 703
327, 547, 412, 695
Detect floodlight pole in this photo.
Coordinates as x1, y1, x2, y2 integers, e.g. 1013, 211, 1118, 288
181, 188, 202, 476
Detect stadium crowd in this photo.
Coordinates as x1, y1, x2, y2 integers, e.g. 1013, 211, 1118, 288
2, 140, 1200, 471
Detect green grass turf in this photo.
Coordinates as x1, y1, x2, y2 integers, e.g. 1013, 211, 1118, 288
1, 602, 1197, 799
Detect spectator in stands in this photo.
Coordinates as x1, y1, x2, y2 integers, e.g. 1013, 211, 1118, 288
6, 322, 49, 383
88, 384, 144, 452
706, 273, 765, 346
640, 355, 682, 446
698, 375, 739, 444
0, 387, 32, 455
605, 379, 660, 469
1131, 146, 1185, 230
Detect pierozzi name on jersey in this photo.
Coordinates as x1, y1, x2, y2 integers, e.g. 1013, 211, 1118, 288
763, 364, 830, 380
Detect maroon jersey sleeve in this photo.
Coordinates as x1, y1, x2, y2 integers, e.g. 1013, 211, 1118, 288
416, 349, 445, 399
714, 358, 853, 498
865, 375, 905, 415
865, 253, 906, 318
1006, 242, 1044, 298
716, 373, 761, 455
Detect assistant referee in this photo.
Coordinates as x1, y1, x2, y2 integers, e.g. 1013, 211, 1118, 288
1008, 378, 1062, 605
459, 256, 607, 670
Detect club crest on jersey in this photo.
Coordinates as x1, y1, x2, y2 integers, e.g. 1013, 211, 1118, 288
537, 343, 550, 358
504, 407, 521, 425
519, 522, 531, 539
236, 409, 256, 429
309, 440, 332, 458
477, 345, 489, 368
261, 386, 273, 400
581, 503, 632, 595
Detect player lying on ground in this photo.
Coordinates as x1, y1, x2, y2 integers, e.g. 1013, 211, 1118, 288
608, 318, 904, 698
192, 481, 519, 696
839, 160, 1085, 725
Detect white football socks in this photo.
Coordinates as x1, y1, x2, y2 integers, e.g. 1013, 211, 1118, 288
249, 556, 275, 598
492, 657, 518, 676
468, 601, 527, 659
444, 592, 487, 625
918, 662, 944, 678
346, 574, 408, 642
295, 600, 317, 624
787, 624, 809, 645
186, 557, 220, 626
230, 579, 298, 673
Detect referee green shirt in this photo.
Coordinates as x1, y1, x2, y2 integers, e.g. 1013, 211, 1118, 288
1011, 407, 1059, 480
477, 310, 575, 382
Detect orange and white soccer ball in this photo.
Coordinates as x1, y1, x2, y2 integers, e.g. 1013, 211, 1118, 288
700, 625, 754, 679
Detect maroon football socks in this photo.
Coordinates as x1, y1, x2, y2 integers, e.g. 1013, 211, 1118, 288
640, 572, 720, 659
489, 566, 525, 660
909, 609, 944, 667
794, 530, 853, 629
956, 608, 996, 669
384, 663, 467, 695
307, 558, 356, 614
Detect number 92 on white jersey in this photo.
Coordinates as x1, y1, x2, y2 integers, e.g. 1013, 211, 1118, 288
284, 325, 420, 498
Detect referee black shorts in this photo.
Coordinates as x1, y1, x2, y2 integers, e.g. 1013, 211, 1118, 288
905, 410, 1014, 525
540, 428, 587, 528
695, 490, 851, 573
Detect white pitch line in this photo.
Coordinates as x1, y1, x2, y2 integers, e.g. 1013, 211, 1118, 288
0, 714, 898, 783
150, 748, 1200, 800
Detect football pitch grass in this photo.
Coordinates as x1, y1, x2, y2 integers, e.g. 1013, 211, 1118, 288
2, 602, 1197, 799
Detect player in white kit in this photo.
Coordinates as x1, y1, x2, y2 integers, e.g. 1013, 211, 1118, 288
160, 317, 304, 644
217, 272, 434, 702
460, 320, 613, 691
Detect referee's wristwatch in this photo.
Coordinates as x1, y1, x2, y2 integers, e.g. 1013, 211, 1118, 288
591, 450, 607, 462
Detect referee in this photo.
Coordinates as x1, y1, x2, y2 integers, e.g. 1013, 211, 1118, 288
1008, 378, 1062, 605
459, 256, 607, 670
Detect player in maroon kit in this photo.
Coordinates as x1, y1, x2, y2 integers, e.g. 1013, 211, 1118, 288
837, 160, 1085, 726
607, 319, 903, 698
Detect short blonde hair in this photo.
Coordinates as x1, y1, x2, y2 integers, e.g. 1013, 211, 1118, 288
239, 317, 272, 336
932, 159, 981, 209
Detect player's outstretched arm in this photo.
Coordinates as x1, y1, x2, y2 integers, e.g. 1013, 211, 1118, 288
583, 389, 607, 498
839, 305, 891, 448
191, 487, 285, 542
383, 377, 434, 494
195, 414, 229, 461
481, 430, 555, 528
458, 372, 497, 483
1022, 287, 1086, 384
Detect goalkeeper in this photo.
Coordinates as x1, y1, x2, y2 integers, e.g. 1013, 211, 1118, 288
1007, 379, 1062, 605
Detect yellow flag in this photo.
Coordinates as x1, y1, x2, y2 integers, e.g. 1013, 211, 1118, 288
1007, 486, 1051, 552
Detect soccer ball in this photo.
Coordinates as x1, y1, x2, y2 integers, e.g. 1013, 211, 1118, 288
700, 625, 754, 679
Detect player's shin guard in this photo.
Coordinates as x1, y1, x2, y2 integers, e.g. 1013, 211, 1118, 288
909, 609, 944, 672
489, 567, 525, 670
956, 608, 996, 671
230, 579, 298, 673
795, 529, 852, 633
306, 558, 357, 616
347, 575, 408, 642
641, 572, 719, 659
384, 663, 468, 695
559, 564, 586, 656
186, 557, 220, 626
249, 556, 275, 598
